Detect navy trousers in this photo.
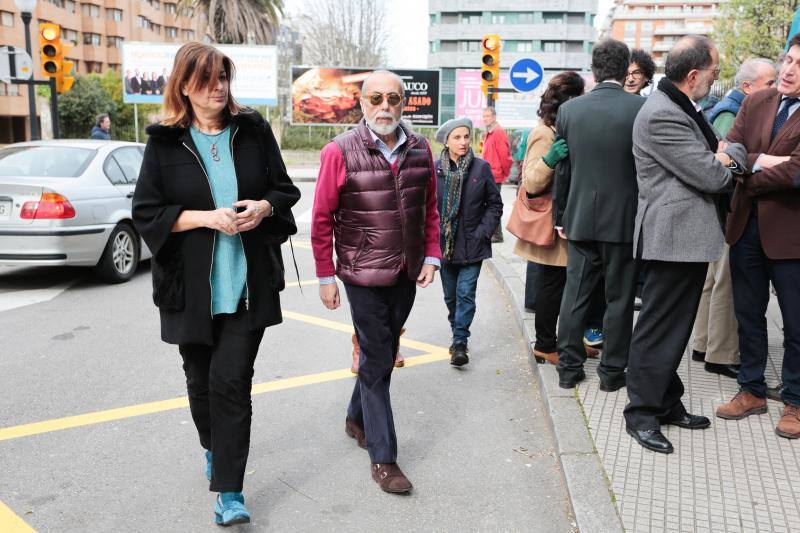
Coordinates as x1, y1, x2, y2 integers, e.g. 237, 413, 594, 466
344, 278, 416, 464
731, 213, 800, 406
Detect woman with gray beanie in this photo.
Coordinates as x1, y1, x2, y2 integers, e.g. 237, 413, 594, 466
435, 117, 503, 366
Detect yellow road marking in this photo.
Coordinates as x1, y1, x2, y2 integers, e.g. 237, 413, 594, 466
0, 500, 34, 532
0, 311, 448, 443
285, 279, 319, 288
286, 240, 312, 250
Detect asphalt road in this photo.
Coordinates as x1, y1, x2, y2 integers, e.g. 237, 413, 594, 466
0, 183, 574, 532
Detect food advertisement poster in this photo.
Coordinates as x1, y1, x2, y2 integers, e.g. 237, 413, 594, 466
291, 67, 440, 126
122, 43, 277, 105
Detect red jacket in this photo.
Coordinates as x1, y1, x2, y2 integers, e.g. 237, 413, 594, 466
482, 124, 512, 183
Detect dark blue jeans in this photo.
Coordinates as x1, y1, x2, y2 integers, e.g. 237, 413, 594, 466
440, 261, 483, 345
731, 213, 800, 406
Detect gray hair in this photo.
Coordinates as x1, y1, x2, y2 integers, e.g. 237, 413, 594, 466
361, 69, 405, 97
735, 58, 776, 88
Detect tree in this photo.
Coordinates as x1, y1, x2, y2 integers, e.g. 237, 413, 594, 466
300, 0, 388, 67
177, 0, 283, 44
57, 74, 115, 139
713, 0, 800, 78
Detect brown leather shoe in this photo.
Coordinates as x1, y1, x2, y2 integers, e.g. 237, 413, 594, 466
716, 391, 768, 420
533, 350, 558, 365
776, 404, 800, 439
371, 463, 413, 493
394, 328, 406, 368
585, 344, 600, 358
345, 416, 366, 449
351, 334, 360, 374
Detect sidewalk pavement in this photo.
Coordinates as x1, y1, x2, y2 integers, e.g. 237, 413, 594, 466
488, 215, 800, 533
288, 167, 318, 182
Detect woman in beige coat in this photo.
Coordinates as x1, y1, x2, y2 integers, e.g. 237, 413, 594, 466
513, 72, 596, 364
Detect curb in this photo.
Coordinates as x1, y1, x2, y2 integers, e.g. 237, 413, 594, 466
487, 255, 625, 533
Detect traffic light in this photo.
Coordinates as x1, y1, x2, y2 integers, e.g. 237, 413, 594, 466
39, 23, 75, 93
481, 34, 501, 100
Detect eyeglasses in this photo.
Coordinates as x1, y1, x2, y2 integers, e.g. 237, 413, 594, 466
626, 69, 644, 79
365, 92, 403, 106
700, 66, 721, 77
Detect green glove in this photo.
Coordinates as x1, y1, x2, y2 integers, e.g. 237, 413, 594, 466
542, 138, 569, 168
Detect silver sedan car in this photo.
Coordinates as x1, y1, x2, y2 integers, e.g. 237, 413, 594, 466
0, 140, 152, 283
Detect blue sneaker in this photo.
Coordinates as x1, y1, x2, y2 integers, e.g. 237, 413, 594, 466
214, 492, 250, 526
583, 328, 604, 347
205, 450, 212, 482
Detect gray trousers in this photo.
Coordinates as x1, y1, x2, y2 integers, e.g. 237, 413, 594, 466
691, 244, 740, 364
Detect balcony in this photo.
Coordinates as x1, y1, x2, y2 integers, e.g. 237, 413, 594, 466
654, 25, 712, 35
429, 0, 598, 14
430, 23, 596, 42
651, 40, 675, 52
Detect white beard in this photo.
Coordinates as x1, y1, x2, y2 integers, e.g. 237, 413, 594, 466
367, 113, 400, 135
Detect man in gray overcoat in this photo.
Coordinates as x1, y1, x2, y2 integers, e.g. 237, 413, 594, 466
624, 35, 746, 454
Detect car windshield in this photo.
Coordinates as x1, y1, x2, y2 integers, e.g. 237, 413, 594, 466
0, 146, 96, 178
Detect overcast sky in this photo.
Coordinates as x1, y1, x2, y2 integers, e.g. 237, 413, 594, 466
287, 0, 615, 69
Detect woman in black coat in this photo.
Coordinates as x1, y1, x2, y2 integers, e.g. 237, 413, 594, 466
435, 117, 503, 366
132, 42, 300, 526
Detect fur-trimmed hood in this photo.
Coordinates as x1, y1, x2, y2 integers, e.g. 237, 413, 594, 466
145, 108, 269, 142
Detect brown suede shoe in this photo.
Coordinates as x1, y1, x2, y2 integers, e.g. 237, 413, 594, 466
394, 328, 407, 368
371, 463, 413, 493
776, 404, 800, 439
345, 416, 367, 449
533, 350, 558, 365
716, 391, 768, 420
585, 344, 600, 358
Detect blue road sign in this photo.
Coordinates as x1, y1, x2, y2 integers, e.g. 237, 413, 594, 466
509, 58, 544, 93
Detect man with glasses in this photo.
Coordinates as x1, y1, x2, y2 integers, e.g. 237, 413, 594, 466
624, 49, 657, 96
311, 70, 441, 492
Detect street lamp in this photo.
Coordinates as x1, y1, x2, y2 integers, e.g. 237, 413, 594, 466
15, 0, 39, 140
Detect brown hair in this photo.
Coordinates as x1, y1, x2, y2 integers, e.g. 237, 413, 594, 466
161, 42, 240, 128
537, 71, 585, 127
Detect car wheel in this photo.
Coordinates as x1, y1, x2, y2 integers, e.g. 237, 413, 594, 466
96, 222, 140, 283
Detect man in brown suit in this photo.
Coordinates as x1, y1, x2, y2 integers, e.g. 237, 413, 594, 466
716, 36, 800, 439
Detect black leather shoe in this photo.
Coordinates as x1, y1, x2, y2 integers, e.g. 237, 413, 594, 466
599, 379, 626, 392
559, 369, 586, 389
663, 413, 711, 430
450, 343, 469, 367
705, 362, 739, 379
626, 427, 674, 453
767, 383, 784, 402
692, 350, 706, 362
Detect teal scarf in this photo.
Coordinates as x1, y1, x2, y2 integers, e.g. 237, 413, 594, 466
439, 147, 473, 260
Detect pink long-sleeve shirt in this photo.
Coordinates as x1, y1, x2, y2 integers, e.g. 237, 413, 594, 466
311, 140, 442, 279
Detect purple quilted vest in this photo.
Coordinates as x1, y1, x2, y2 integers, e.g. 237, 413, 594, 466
333, 120, 431, 287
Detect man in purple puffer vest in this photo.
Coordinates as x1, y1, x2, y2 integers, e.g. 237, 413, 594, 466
311, 70, 442, 493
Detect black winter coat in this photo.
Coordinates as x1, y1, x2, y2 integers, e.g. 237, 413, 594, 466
132, 109, 301, 346
436, 155, 503, 265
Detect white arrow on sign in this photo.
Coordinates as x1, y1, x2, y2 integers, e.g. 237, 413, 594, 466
512, 67, 541, 85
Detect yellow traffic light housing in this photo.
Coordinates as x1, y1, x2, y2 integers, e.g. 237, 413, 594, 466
38, 23, 75, 93
481, 34, 501, 100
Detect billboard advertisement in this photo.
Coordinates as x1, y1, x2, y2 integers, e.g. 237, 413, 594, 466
291, 67, 440, 126
121, 43, 278, 105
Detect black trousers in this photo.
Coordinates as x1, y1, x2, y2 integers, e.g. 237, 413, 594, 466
557, 240, 637, 383
525, 261, 541, 311
731, 213, 800, 406
624, 260, 707, 430
344, 278, 416, 464
534, 264, 566, 353
179, 305, 264, 492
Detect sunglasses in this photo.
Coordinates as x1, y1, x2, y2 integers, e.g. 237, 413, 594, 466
365, 92, 403, 106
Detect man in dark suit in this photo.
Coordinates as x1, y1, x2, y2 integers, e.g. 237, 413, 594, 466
130, 69, 141, 95
716, 35, 800, 439
553, 39, 645, 390
625, 35, 746, 453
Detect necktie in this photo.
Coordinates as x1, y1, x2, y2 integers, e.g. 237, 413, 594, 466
771, 97, 799, 140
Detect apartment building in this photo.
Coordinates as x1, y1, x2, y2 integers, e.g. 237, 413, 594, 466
607, 0, 721, 69
0, 0, 210, 142
428, 0, 597, 122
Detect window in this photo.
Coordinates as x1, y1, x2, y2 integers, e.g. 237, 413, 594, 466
166, 26, 178, 38
517, 13, 533, 24
0, 11, 13, 27
491, 14, 506, 24
107, 36, 123, 48
84, 60, 101, 73
429, 14, 436, 26
0, 146, 94, 177
428, 41, 437, 53
81, 4, 100, 18
62, 28, 78, 44
83, 33, 101, 46
460, 12, 481, 24
506, 40, 533, 53
458, 41, 480, 53
543, 13, 564, 24
106, 8, 122, 21
440, 40, 457, 52
104, 148, 142, 185
0, 82, 20, 96
182, 29, 195, 40
151, 23, 161, 34
45, 0, 64, 7
66, 1, 76, 13
625, 22, 636, 31
165, 2, 177, 15
542, 41, 562, 53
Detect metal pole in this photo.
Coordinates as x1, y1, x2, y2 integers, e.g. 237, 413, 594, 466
20, 11, 40, 140
49, 77, 59, 139
134, 103, 139, 143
